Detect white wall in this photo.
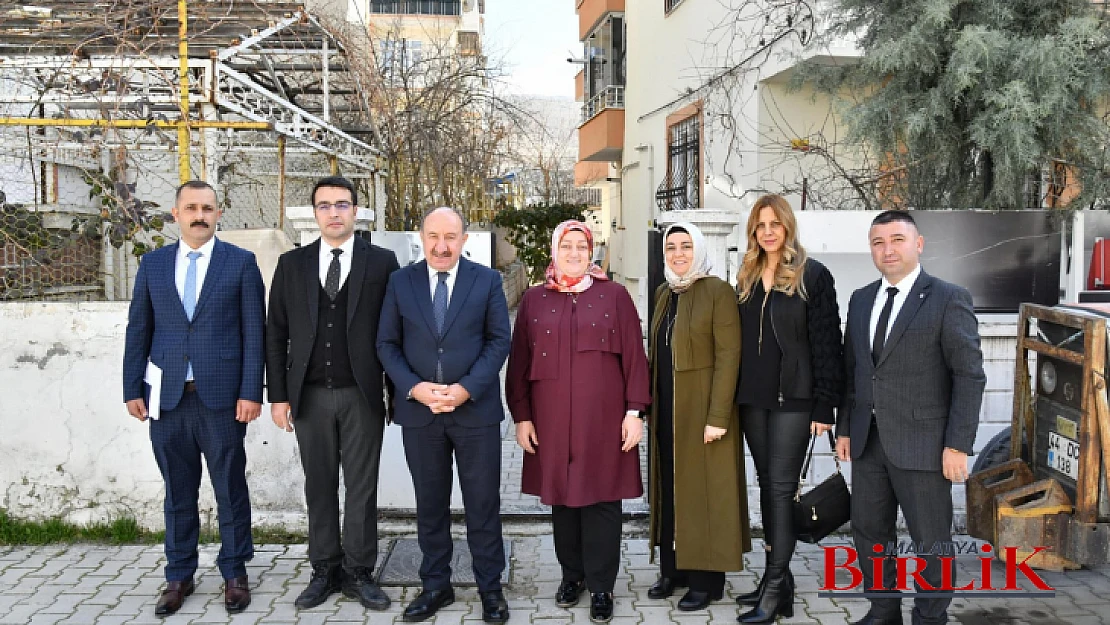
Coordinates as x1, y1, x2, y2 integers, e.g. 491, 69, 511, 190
0, 299, 1017, 530
618, 0, 864, 310
0, 301, 457, 530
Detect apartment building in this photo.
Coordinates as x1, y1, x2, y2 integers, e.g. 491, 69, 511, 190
574, 0, 860, 311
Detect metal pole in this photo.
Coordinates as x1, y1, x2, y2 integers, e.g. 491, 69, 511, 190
322, 38, 330, 122
178, 0, 191, 183
278, 136, 286, 229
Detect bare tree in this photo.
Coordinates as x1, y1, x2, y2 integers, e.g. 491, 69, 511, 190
652, 0, 883, 210
322, 8, 532, 229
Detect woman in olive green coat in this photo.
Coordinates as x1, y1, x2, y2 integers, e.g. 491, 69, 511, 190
647, 222, 751, 611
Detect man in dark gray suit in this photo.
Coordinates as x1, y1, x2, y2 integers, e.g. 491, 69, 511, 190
836, 210, 986, 625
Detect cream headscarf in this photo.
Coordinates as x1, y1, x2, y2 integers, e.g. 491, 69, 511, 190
663, 222, 712, 293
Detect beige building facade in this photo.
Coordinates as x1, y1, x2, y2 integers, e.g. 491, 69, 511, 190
574, 0, 860, 312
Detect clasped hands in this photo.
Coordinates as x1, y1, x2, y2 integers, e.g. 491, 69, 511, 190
411, 381, 470, 414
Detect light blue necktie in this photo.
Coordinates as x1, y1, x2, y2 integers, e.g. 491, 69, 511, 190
433, 271, 448, 383
183, 250, 200, 381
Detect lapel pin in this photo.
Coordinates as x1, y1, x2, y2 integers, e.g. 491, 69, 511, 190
919, 294, 925, 299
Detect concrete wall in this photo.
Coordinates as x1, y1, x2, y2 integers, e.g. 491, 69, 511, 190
0, 298, 1018, 531
0, 301, 451, 530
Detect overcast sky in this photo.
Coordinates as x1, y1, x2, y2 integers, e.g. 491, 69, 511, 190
484, 0, 579, 99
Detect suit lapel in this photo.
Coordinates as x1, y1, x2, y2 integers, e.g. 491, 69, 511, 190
857, 280, 880, 362
191, 238, 225, 320
346, 238, 367, 329
877, 271, 932, 367
409, 260, 439, 336
302, 240, 321, 329
163, 242, 191, 324
440, 258, 475, 337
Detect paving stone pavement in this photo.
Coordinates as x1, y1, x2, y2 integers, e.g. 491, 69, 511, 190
2, 533, 1108, 625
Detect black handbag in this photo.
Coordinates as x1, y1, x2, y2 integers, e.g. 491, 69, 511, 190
793, 431, 851, 543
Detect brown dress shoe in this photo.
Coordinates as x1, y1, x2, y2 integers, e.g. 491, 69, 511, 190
154, 579, 195, 617
224, 576, 251, 613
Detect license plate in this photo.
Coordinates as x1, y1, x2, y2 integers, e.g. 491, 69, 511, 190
1047, 432, 1080, 481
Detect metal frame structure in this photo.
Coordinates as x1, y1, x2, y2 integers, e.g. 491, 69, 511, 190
0, 0, 382, 192
968, 303, 1110, 568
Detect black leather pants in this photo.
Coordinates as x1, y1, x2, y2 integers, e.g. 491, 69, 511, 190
740, 407, 811, 578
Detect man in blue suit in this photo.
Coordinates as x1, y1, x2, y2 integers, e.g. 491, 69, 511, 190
377, 207, 512, 623
123, 180, 266, 617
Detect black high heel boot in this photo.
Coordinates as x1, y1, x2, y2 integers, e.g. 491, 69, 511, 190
735, 567, 793, 606
736, 574, 794, 623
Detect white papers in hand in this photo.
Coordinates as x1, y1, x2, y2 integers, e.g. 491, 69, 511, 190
144, 360, 163, 420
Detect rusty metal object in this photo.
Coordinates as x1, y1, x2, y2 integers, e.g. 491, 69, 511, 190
996, 479, 1079, 571
1061, 516, 1110, 566
968, 459, 1034, 547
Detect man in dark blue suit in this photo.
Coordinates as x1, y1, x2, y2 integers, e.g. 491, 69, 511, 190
123, 180, 266, 617
377, 207, 512, 623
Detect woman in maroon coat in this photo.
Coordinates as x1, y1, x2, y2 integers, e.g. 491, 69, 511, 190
506, 220, 651, 624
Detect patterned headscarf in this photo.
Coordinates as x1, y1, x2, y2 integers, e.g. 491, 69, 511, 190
543, 220, 609, 293
663, 222, 712, 293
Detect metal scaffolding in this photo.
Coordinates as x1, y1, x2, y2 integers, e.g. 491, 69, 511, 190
0, 0, 384, 300
0, 0, 381, 178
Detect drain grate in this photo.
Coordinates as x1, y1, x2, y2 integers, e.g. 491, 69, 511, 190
377, 538, 512, 587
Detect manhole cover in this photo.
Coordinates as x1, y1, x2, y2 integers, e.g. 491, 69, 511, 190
378, 538, 511, 587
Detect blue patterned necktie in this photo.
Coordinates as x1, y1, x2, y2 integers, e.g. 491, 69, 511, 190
183, 250, 201, 381
433, 271, 449, 334
433, 271, 449, 384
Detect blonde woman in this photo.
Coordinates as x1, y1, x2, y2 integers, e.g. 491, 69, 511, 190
734, 195, 845, 623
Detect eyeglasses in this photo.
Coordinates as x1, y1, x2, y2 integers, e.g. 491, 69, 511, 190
315, 201, 354, 212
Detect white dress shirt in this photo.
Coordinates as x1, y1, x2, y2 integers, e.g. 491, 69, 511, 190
318, 236, 355, 290
427, 262, 459, 303
175, 236, 217, 309
868, 263, 922, 346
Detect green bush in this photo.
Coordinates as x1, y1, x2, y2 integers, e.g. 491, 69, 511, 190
492, 202, 587, 284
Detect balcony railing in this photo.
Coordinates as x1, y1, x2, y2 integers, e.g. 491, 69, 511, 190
581, 85, 625, 124
370, 0, 461, 15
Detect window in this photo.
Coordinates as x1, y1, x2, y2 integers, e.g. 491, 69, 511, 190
370, 0, 461, 16
379, 38, 423, 79
458, 31, 479, 56
583, 14, 624, 102
581, 13, 626, 123
656, 113, 701, 211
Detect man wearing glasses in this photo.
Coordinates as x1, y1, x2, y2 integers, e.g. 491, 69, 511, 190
266, 176, 400, 611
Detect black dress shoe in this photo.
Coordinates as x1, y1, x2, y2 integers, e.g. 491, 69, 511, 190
851, 615, 904, 625
295, 563, 343, 610
647, 576, 687, 600
224, 576, 251, 613
555, 579, 586, 607
677, 588, 722, 611
402, 587, 455, 622
589, 592, 614, 623
481, 589, 510, 623
154, 579, 194, 617
342, 567, 390, 611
